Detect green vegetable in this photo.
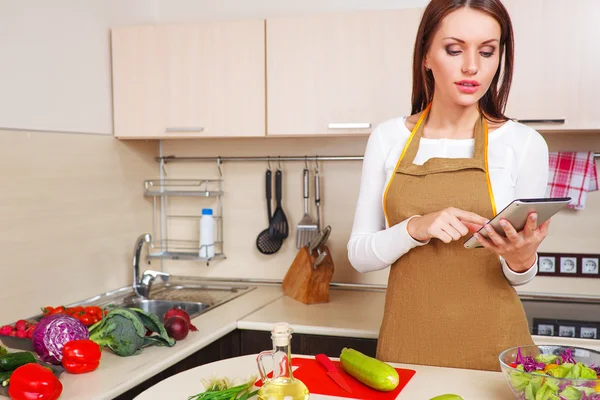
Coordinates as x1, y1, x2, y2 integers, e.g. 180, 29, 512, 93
0, 346, 7, 356
429, 395, 464, 400
535, 354, 559, 364
0, 370, 12, 386
188, 378, 257, 400
89, 308, 174, 357
559, 386, 582, 400
0, 351, 36, 371
339, 347, 399, 391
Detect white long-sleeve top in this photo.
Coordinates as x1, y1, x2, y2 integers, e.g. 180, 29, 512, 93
347, 116, 550, 286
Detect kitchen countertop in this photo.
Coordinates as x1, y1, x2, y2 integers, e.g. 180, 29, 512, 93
34, 286, 600, 400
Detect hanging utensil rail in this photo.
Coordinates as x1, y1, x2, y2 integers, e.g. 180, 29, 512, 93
157, 153, 599, 163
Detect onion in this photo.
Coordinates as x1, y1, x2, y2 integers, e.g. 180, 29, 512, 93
32, 314, 89, 364
164, 316, 189, 341
164, 307, 198, 332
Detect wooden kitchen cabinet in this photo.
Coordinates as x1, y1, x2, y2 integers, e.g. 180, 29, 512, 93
239, 329, 377, 358
111, 20, 266, 139
111, 26, 166, 139
502, 0, 600, 131
266, 9, 423, 136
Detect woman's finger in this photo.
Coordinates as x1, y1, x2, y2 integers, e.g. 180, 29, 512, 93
484, 224, 506, 246
535, 219, 551, 238
499, 219, 521, 244
523, 213, 538, 237
441, 225, 463, 241
463, 221, 484, 233
454, 209, 489, 226
474, 232, 494, 250
434, 229, 453, 243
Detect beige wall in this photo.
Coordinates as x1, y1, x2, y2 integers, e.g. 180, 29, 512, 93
157, 132, 600, 296
0, 130, 157, 323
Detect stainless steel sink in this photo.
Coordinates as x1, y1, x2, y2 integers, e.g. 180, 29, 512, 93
121, 298, 209, 322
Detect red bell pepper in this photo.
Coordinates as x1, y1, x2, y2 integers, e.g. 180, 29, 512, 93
8, 363, 63, 400
61, 339, 102, 374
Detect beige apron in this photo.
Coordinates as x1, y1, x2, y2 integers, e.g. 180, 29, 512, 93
376, 107, 533, 371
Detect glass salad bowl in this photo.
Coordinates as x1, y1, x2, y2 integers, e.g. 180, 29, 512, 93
499, 345, 600, 399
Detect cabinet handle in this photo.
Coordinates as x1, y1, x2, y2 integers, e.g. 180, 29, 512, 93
516, 119, 565, 124
165, 127, 205, 133
327, 122, 371, 129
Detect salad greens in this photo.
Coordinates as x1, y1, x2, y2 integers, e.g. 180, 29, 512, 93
507, 348, 600, 400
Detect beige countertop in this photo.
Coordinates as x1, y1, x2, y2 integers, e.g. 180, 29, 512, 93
35, 287, 600, 399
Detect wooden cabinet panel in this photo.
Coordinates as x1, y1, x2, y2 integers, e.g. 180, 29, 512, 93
112, 20, 266, 139
111, 26, 166, 138
266, 9, 423, 136
503, 0, 600, 131
161, 20, 266, 137
240, 329, 377, 358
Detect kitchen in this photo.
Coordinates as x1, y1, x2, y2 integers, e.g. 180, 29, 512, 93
1, 0, 600, 399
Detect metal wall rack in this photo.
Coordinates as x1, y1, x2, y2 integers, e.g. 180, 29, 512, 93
144, 177, 225, 265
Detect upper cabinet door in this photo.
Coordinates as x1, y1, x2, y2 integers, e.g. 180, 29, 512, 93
503, 0, 600, 131
266, 9, 423, 136
161, 20, 266, 138
112, 20, 266, 139
502, 0, 570, 130
556, 0, 600, 130
112, 26, 167, 138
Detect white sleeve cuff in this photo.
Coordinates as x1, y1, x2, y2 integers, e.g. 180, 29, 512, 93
403, 215, 431, 247
370, 215, 430, 265
501, 254, 538, 286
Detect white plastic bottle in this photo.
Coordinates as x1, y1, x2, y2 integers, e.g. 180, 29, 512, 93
199, 208, 215, 258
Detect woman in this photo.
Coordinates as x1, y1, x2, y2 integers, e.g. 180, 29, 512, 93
347, 0, 549, 371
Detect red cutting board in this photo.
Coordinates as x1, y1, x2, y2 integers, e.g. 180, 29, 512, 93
255, 357, 415, 399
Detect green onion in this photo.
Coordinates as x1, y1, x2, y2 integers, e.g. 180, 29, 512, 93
188, 380, 258, 400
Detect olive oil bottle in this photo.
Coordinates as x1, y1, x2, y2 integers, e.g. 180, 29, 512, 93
256, 322, 309, 400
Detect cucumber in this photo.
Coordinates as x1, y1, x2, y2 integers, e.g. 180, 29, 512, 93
339, 348, 399, 391
0, 370, 12, 386
0, 352, 36, 371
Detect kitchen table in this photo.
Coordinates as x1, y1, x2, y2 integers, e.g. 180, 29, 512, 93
134, 354, 515, 400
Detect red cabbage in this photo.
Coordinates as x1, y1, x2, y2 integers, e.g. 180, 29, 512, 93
32, 314, 89, 364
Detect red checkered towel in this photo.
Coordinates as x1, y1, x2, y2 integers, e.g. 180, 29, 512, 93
547, 152, 598, 210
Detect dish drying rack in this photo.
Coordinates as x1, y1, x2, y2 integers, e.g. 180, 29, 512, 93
144, 178, 225, 264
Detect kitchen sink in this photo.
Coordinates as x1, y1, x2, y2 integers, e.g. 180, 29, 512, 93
73, 278, 256, 321
121, 298, 209, 322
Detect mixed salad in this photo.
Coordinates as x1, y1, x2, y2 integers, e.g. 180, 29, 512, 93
507, 347, 600, 400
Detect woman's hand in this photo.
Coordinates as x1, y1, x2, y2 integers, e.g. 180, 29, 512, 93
407, 207, 489, 243
473, 213, 550, 272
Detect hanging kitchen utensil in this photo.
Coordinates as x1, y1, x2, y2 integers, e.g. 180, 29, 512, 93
314, 160, 322, 233
256, 168, 283, 255
269, 168, 289, 240
296, 166, 318, 249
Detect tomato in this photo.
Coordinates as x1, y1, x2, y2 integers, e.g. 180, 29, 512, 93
42, 306, 54, 316
508, 363, 518, 368
72, 306, 84, 313
84, 307, 103, 318
80, 314, 94, 326
51, 306, 66, 315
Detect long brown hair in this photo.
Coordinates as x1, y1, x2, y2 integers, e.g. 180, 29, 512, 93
411, 0, 514, 121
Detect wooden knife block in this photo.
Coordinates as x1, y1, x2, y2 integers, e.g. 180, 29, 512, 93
282, 245, 334, 304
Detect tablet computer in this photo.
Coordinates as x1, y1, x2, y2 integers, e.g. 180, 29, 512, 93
463, 197, 571, 249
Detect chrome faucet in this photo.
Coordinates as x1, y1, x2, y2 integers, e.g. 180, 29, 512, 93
132, 233, 170, 297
